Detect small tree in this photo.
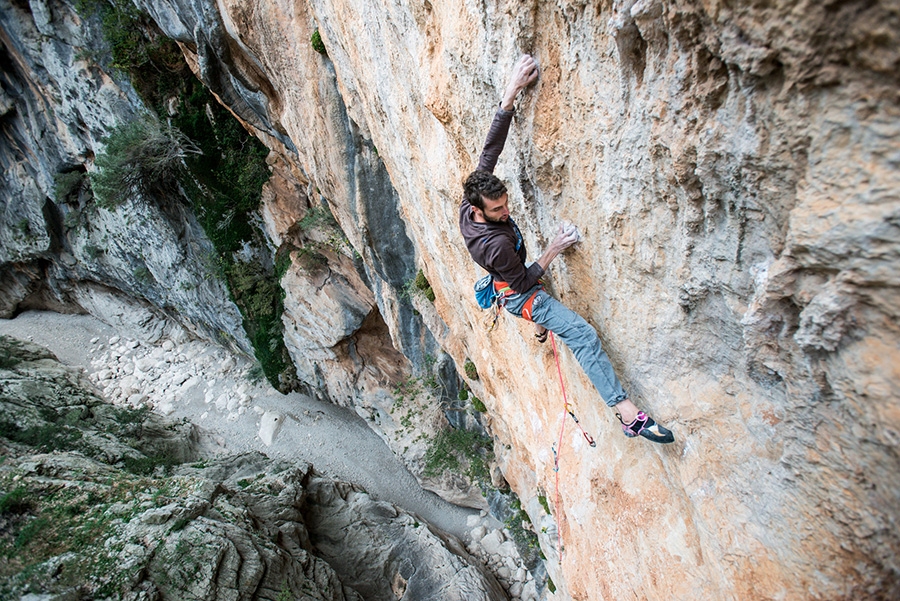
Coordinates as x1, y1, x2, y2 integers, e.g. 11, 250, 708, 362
91, 115, 200, 209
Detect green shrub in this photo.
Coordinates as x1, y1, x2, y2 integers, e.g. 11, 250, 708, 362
14, 517, 51, 552
228, 261, 279, 321
0, 345, 21, 369
415, 271, 435, 300
457, 388, 468, 401
423, 428, 493, 484
0, 487, 32, 515
464, 358, 478, 380
311, 29, 327, 55
91, 116, 200, 209
471, 396, 486, 413
0, 419, 83, 453
298, 205, 337, 231
122, 451, 181, 476
84, 244, 104, 259
538, 494, 551, 515
274, 245, 298, 280
133, 266, 154, 283
54, 171, 86, 201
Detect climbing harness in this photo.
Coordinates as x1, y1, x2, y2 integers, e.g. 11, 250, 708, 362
474, 274, 544, 330
549, 331, 595, 563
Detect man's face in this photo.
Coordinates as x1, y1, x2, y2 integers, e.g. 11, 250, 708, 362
473, 193, 510, 223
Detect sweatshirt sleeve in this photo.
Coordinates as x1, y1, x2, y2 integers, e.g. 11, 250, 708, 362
475, 108, 514, 174
486, 243, 545, 294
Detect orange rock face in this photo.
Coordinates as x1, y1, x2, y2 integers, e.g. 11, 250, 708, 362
149, 0, 900, 597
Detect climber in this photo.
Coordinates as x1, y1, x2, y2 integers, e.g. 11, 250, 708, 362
459, 54, 674, 444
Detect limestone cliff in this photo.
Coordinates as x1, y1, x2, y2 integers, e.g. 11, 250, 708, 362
1, 0, 899, 599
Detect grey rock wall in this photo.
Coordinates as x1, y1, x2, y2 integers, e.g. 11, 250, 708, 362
0, 0, 249, 351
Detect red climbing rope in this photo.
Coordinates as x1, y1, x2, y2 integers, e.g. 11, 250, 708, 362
549, 331, 596, 563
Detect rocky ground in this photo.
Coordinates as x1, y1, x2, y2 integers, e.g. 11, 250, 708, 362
0, 311, 546, 600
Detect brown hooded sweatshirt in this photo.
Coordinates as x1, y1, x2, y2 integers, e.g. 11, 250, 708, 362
458, 108, 544, 294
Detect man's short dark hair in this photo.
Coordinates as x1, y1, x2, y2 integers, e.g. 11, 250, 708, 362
464, 170, 507, 210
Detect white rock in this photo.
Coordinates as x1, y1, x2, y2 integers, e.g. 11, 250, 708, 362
180, 375, 203, 392
259, 411, 284, 446
135, 357, 155, 372
90, 337, 99, 344
162, 340, 175, 351
253, 406, 265, 415
509, 582, 523, 597
498, 567, 511, 580
498, 541, 518, 557
119, 375, 135, 394
214, 394, 228, 411
480, 530, 504, 556
471, 526, 486, 542
520, 581, 538, 601
200, 411, 208, 420
108, 336, 120, 345
226, 396, 238, 411
221, 356, 236, 371
158, 402, 175, 416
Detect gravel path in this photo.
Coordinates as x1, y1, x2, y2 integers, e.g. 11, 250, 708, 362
0, 310, 481, 541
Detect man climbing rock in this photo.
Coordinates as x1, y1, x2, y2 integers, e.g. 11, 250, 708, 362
459, 54, 674, 444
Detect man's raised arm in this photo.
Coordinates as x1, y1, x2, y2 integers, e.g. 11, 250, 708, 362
475, 55, 540, 174
501, 54, 539, 111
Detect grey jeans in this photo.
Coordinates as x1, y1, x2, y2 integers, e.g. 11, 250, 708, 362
503, 287, 628, 407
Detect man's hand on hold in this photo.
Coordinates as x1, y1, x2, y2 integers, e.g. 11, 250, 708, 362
537, 223, 580, 272
553, 223, 580, 252
501, 54, 540, 111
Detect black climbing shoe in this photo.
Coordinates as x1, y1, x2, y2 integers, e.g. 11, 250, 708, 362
617, 411, 674, 444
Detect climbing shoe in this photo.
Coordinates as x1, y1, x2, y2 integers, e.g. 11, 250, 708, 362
617, 411, 674, 444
